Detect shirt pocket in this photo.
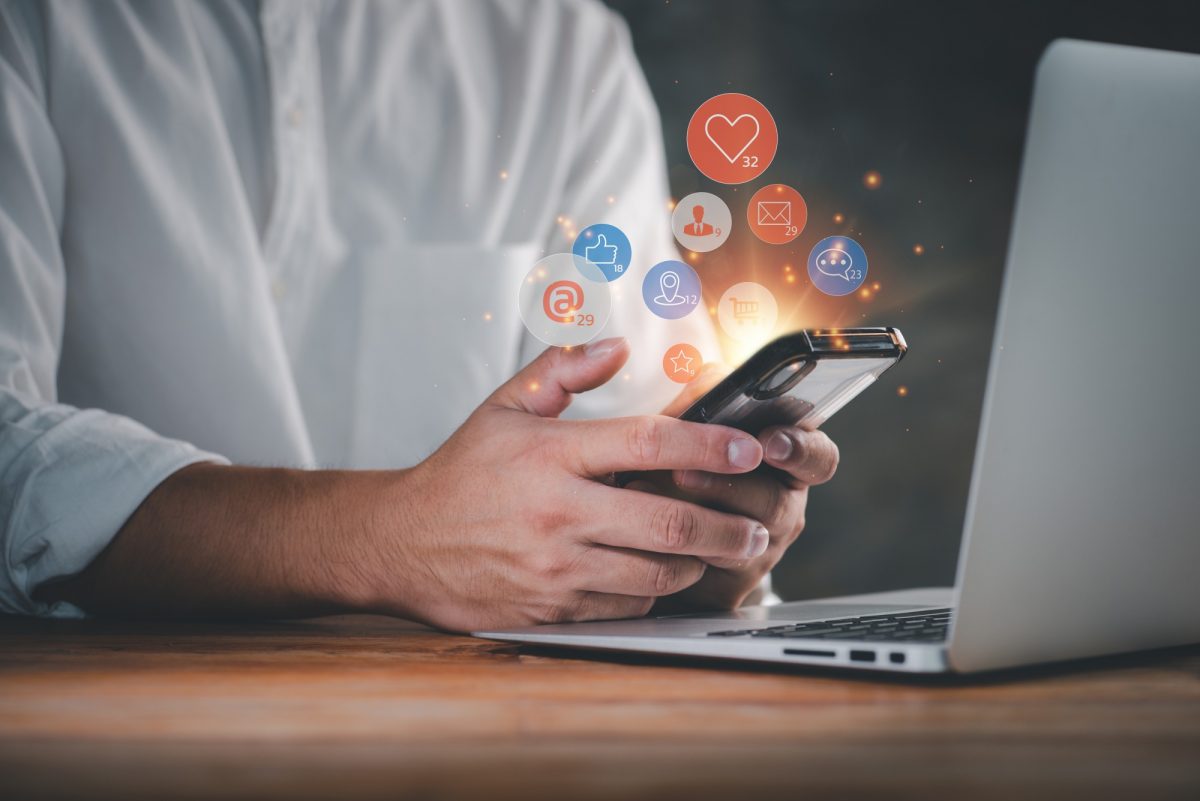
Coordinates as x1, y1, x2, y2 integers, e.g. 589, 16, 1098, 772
350, 243, 539, 468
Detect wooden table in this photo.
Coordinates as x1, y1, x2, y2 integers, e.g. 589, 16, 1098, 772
1, 614, 1197, 800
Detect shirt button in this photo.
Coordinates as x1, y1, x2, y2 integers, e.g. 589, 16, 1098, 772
271, 278, 287, 300
287, 105, 304, 128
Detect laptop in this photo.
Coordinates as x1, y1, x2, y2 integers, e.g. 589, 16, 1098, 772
476, 40, 1200, 674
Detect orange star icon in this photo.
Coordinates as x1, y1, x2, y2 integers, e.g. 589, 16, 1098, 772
663, 343, 702, 383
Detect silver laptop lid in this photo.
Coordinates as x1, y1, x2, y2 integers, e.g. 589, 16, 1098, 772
949, 40, 1200, 672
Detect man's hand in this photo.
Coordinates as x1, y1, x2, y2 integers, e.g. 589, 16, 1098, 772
358, 338, 770, 631
636, 366, 840, 611
38, 340, 793, 630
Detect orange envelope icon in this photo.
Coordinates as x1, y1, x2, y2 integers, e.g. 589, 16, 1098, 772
756, 200, 791, 226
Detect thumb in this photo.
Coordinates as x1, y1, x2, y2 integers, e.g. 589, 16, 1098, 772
591, 234, 609, 249
488, 337, 629, 417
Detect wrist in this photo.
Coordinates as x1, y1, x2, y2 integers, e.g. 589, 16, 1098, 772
322, 466, 428, 620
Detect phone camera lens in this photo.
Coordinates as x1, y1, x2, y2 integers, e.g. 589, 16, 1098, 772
754, 359, 809, 399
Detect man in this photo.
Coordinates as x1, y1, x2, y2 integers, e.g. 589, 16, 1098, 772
682, 205, 715, 237
0, 0, 838, 628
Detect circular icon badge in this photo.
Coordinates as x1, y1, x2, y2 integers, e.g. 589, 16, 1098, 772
686, 93, 778, 185
747, 184, 807, 245
807, 236, 868, 296
519, 253, 612, 347
717, 282, 779, 343
642, 260, 702, 320
663, 343, 703, 384
572, 223, 631, 282
671, 192, 732, 253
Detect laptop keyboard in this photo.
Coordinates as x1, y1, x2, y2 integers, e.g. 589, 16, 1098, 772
705, 607, 953, 642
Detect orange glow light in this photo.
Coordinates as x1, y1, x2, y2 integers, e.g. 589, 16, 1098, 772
897, 385, 909, 397
833, 212, 845, 224
863, 171, 882, 190
913, 243, 925, 255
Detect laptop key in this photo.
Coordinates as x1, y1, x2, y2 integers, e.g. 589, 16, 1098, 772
889, 608, 953, 620
776, 627, 843, 638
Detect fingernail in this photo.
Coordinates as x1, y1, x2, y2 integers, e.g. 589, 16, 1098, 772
585, 337, 625, 360
746, 525, 769, 558
765, 431, 794, 462
677, 470, 711, 490
727, 437, 761, 470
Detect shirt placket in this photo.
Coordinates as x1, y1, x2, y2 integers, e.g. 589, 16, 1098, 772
259, 0, 317, 301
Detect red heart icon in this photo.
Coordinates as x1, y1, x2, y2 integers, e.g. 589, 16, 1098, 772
703, 113, 761, 164
687, 93, 777, 184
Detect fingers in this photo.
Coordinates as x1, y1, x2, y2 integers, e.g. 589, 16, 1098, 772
588, 485, 769, 563
674, 470, 805, 531
664, 566, 767, 612
570, 415, 763, 476
759, 426, 840, 486
487, 338, 630, 417
577, 547, 707, 597
671, 471, 808, 567
563, 592, 657, 623
658, 362, 730, 417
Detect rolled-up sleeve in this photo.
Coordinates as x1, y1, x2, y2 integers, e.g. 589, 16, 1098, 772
0, 4, 224, 617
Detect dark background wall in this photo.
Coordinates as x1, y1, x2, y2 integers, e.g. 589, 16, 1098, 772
604, 0, 1200, 600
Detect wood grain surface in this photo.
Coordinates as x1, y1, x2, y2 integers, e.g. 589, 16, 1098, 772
1, 614, 1197, 800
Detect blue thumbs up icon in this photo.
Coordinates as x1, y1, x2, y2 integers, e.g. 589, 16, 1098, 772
585, 234, 618, 267
573, 223, 631, 282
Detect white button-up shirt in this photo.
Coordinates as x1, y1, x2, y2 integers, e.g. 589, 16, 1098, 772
0, 0, 719, 616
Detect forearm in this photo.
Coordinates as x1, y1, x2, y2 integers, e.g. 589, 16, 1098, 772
35, 463, 408, 619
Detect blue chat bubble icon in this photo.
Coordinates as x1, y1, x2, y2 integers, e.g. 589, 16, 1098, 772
807, 236, 868, 296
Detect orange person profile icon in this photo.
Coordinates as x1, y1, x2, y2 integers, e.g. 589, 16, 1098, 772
682, 204, 715, 237
671, 192, 730, 253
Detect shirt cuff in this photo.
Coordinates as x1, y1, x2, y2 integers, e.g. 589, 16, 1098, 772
1, 405, 228, 617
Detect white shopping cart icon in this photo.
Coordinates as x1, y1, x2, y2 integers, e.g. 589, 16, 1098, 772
729, 297, 759, 325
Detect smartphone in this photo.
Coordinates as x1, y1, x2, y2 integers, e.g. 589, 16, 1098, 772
679, 328, 907, 433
